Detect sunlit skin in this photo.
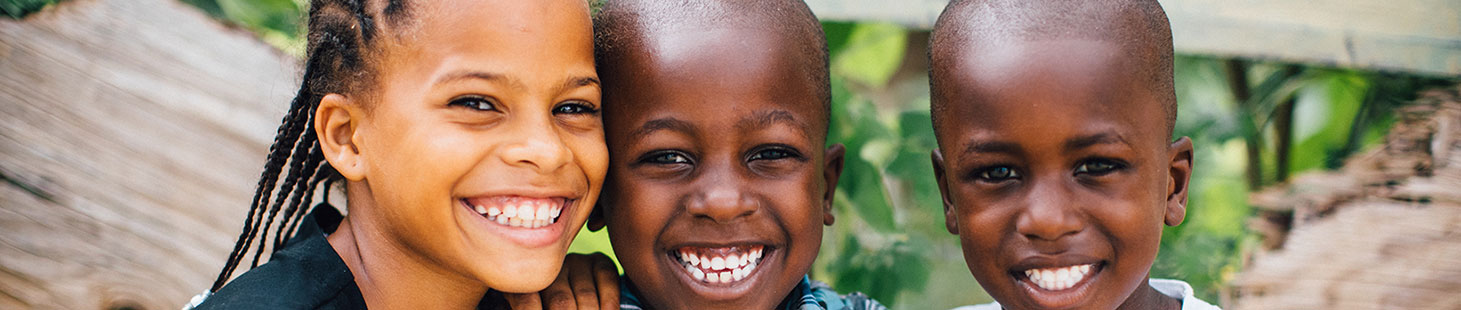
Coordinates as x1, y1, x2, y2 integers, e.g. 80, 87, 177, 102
312, 0, 607, 309
931, 39, 1192, 310
598, 26, 845, 309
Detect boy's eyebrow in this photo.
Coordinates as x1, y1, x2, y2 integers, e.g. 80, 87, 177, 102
961, 140, 1022, 156
631, 117, 697, 141
959, 132, 1130, 156
1063, 132, 1130, 151
736, 110, 811, 140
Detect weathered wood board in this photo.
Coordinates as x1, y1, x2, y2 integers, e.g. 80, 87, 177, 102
0, 0, 297, 308
1235, 86, 1461, 309
806, 0, 1461, 76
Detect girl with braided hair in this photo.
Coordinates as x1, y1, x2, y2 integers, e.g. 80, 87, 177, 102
187, 0, 607, 308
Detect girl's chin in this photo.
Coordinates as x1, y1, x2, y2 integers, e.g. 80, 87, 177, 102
470, 258, 566, 293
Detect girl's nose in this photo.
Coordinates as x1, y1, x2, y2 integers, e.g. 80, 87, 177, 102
499, 115, 571, 173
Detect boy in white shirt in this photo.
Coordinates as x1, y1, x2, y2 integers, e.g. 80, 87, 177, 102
927, 0, 1220, 309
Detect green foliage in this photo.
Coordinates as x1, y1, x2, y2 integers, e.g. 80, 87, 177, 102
1, 0, 58, 18
183, 0, 306, 56
832, 22, 907, 88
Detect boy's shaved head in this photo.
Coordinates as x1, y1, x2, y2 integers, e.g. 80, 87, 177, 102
929, 0, 1176, 137
928, 2, 1196, 308
594, 0, 831, 132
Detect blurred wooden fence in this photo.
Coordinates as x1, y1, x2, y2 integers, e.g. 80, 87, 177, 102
807, 0, 1461, 76
0, 0, 295, 308
1235, 85, 1461, 309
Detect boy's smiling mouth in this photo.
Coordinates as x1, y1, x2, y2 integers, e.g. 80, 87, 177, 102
672, 245, 766, 284
1009, 259, 1107, 308
1018, 263, 1100, 291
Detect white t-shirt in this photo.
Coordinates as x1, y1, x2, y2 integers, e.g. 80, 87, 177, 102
951, 278, 1221, 310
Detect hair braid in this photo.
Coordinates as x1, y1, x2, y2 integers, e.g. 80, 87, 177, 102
249, 130, 320, 268
275, 162, 337, 249
210, 86, 315, 291
209, 0, 412, 293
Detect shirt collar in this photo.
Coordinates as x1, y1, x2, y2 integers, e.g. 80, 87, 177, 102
618, 275, 827, 310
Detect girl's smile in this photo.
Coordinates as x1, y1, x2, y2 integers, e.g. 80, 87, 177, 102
458, 195, 576, 248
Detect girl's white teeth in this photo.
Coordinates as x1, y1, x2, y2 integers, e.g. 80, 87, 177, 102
1024, 264, 1095, 291
469, 198, 564, 229
675, 245, 765, 284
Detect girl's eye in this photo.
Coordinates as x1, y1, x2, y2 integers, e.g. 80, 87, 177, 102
642, 151, 692, 165
977, 166, 1020, 182
448, 96, 497, 111
1074, 159, 1124, 176
553, 101, 599, 115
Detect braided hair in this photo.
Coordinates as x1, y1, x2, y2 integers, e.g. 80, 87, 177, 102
209, 0, 412, 293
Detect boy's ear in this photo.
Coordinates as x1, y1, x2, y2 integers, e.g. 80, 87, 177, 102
932, 149, 959, 235
316, 93, 367, 181
1164, 137, 1194, 227
821, 144, 846, 226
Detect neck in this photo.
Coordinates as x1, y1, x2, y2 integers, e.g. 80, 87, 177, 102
1114, 278, 1181, 310
327, 190, 488, 310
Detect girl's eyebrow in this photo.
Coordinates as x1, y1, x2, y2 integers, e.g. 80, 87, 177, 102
562, 76, 601, 90
436, 70, 517, 87
435, 71, 599, 94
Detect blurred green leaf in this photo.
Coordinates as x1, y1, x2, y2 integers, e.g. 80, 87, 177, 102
832, 23, 906, 88
1, 0, 56, 18
822, 21, 856, 56
217, 0, 302, 36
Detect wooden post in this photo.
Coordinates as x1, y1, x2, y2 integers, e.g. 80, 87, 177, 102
0, 0, 297, 309
1225, 59, 1264, 189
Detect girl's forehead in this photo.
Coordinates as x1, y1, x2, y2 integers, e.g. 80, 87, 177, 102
404, 0, 592, 52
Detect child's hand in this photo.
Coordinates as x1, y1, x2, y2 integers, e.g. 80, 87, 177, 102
503, 252, 620, 310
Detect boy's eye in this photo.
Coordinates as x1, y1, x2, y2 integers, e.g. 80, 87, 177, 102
448, 96, 497, 111
1074, 159, 1125, 176
641, 151, 692, 165
977, 166, 1020, 181
747, 147, 801, 161
552, 100, 599, 115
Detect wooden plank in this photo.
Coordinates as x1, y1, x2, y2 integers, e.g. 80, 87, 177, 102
805, 0, 1461, 76
1235, 86, 1461, 309
0, 0, 297, 308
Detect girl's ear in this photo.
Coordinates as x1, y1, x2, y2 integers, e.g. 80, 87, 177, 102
316, 93, 367, 181
821, 144, 846, 226
1164, 137, 1194, 227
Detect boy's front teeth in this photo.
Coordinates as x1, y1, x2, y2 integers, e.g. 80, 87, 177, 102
467, 197, 564, 229
674, 245, 765, 284
1024, 264, 1094, 291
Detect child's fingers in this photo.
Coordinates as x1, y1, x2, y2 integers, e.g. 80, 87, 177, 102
504, 292, 544, 310
590, 253, 620, 309
565, 254, 600, 309
542, 264, 579, 309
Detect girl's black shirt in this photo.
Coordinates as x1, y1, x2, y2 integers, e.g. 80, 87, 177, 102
195, 207, 506, 309
196, 207, 366, 309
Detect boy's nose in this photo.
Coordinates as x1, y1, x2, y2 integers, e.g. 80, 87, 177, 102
1015, 182, 1084, 242
499, 116, 571, 172
686, 183, 758, 223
